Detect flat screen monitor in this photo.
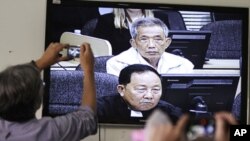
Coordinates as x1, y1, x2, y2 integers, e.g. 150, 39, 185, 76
166, 30, 211, 69
43, 0, 249, 125
161, 71, 240, 119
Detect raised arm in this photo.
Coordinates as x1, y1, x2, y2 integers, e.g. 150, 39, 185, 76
79, 43, 96, 113
214, 112, 238, 141
147, 114, 189, 141
34, 42, 96, 113
35, 42, 69, 70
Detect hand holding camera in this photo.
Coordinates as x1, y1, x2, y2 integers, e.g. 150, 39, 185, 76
67, 45, 80, 58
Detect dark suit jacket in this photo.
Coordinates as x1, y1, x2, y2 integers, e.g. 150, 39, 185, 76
97, 94, 182, 124
93, 12, 170, 55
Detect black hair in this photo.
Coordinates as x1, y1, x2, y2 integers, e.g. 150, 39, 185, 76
118, 64, 161, 85
0, 63, 43, 122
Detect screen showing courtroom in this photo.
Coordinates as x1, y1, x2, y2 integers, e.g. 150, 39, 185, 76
43, 0, 249, 125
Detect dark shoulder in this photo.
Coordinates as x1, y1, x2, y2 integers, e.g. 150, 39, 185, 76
157, 100, 175, 108
97, 94, 121, 104
97, 13, 115, 24
94, 13, 115, 34
157, 100, 183, 122
157, 100, 183, 114
153, 10, 170, 28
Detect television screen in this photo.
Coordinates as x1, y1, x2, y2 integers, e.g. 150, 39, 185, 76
166, 30, 211, 69
43, 0, 249, 126
161, 71, 240, 116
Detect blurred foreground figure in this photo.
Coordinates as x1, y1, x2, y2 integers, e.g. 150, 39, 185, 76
131, 110, 237, 141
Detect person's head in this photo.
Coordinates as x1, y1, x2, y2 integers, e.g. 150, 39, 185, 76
0, 64, 43, 122
117, 64, 162, 111
113, 8, 154, 29
130, 17, 172, 63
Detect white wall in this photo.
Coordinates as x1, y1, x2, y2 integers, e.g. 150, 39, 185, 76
0, 0, 46, 69
0, 0, 249, 141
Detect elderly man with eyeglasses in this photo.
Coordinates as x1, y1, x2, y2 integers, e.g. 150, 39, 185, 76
106, 17, 194, 76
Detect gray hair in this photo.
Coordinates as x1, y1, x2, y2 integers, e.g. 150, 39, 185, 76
0, 63, 43, 121
130, 17, 170, 39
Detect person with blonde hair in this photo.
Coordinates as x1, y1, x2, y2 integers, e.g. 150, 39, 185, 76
93, 8, 169, 55
113, 8, 154, 29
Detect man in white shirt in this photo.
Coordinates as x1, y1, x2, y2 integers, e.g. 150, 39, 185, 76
106, 17, 194, 76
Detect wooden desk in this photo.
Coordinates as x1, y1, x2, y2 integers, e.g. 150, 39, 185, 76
203, 59, 240, 69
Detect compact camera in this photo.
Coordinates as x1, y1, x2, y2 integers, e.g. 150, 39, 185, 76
67, 45, 80, 58
59, 32, 112, 57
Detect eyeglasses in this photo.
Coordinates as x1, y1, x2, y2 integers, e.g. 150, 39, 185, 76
137, 36, 165, 45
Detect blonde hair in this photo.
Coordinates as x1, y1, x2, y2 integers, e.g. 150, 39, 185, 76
113, 8, 154, 29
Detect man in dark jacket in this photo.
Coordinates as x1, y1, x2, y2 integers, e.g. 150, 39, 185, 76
97, 64, 182, 124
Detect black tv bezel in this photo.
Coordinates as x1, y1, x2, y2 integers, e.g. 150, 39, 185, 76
43, 0, 249, 125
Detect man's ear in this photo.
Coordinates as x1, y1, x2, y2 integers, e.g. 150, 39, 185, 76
164, 37, 172, 50
117, 85, 125, 96
130, 39, 136, 48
